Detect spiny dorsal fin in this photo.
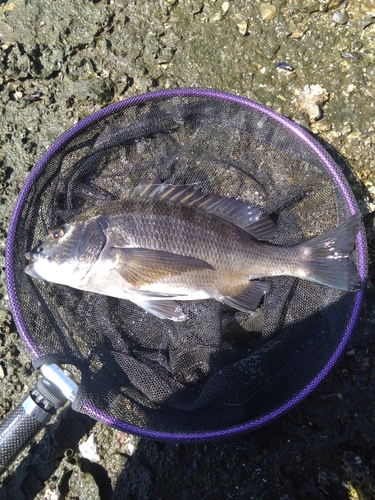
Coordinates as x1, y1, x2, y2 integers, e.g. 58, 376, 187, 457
127, 176, 276, 240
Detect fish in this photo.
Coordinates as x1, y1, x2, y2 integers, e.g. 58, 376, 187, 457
25, 177, 362, 322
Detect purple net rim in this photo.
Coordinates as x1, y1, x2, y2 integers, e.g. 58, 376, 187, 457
5, 88, 367, 441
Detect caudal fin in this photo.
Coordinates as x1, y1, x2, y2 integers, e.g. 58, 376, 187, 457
299, 214, 362, 291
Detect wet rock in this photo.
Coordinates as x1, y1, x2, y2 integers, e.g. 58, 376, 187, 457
0, 20, 13, 41
210, 12, 224, 23
293, 1, 328, 13
37, 45, 65, 79
295, 84, 329, 121
237, 19, 248, 35
290, 22, 309, 39
332, 10, 349, 24
66, 465, 100, 500
1, 43, 32, 81
260, 3, 277, 21
328, 0, 345, 8
351, 40, 363, 50
341, 52, 362, 62
222, 2, 230, 14
63, 76, 113, 105
189, 0, 204, 14
361, 0, 375, 17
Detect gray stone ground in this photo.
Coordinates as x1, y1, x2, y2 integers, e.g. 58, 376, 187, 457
0, 0, 375, 498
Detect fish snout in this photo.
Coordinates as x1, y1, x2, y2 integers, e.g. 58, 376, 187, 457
25, 244, 45, 263
25, 250, 42, 263
25, 251, 35, 262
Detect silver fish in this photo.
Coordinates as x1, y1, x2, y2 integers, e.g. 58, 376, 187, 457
25, 177, 362, 321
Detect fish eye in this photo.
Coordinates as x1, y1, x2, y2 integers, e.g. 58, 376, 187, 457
51, 227, 65, 240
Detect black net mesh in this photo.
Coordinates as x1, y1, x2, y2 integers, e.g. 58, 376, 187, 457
11, 93, 363, 435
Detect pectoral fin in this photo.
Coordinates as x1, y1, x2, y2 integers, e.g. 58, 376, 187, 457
129, 297, 187, 321
222, 281, 270, 313
115, 248, 214, 287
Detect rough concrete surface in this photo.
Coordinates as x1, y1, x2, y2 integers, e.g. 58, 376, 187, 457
0, 0, 375, 498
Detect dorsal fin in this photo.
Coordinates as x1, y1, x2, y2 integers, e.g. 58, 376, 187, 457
127, 177, 276, 240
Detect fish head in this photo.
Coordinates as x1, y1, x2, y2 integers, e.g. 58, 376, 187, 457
25, 218, 106, 287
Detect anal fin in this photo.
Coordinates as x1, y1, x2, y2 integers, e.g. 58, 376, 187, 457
129, 298, 187, 321
222, 281, 270, 313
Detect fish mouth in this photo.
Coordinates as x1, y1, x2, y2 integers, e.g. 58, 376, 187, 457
25, 262, 46, 280
25, 251, 47, 280
25, 251, 37, 263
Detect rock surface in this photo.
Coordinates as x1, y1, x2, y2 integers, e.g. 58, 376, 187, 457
1, 1, 375, 499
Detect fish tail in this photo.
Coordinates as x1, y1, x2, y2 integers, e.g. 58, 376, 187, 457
298, 214, 362, 291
